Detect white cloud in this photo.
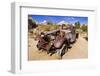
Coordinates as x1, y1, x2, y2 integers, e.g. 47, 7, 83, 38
57, 20, 69, 25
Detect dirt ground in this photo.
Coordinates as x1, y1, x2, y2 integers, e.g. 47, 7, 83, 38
28, 35, 88, 60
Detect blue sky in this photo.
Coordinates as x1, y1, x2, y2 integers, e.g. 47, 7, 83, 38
29, 15, 88, 25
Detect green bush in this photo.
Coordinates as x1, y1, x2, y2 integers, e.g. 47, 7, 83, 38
75, 21, 80, 29
81, 24, 88, 32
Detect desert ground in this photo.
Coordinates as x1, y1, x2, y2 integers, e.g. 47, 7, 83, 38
28, 34, 88, 60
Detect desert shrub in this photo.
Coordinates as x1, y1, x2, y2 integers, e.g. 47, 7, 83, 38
50, 25, 59, 30
81, 24, 88, 32
36, 24, 50, 32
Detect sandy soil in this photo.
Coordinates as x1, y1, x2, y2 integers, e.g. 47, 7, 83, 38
28, 35, 88, 60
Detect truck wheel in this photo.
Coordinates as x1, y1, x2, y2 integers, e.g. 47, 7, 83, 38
56, 44, 68, 59
76, 33, 79, 39
61, 44, 68, 56
36, 44, 41, 50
